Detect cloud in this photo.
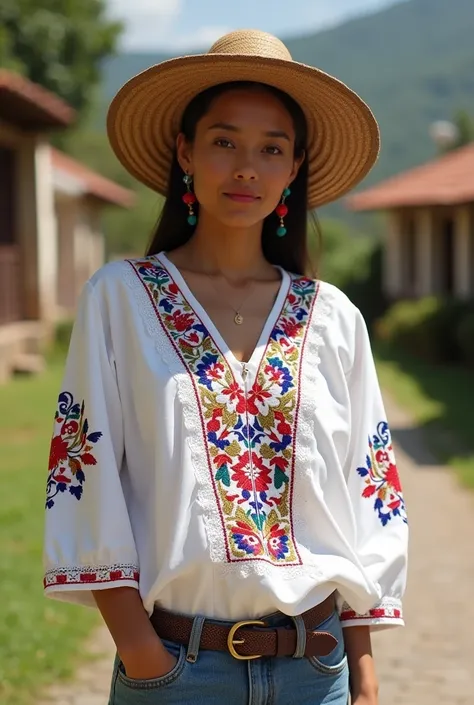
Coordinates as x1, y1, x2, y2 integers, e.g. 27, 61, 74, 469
111, 0, 232, 53
107, 0, 400, 52
108, 0, 184, 50
171, 25, 235, 51
110, 0, 182, 12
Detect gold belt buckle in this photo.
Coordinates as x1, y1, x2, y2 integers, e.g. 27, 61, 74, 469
227, 620, 266, 660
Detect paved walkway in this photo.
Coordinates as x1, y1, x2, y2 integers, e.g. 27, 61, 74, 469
39, 391, 474, 704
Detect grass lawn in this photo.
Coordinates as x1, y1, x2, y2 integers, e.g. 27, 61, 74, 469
375, 342, 474, 489
0, 360, 100, 705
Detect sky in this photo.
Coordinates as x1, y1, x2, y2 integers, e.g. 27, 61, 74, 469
107, 0, 401, 52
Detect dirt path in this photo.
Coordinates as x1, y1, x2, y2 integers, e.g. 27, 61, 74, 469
372, 392, 474, 704
39, 390, 474, 704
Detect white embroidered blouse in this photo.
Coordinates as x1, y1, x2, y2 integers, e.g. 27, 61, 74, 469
43, 252, 408, 630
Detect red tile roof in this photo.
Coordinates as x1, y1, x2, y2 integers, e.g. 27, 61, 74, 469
0, 70, 74, 129
51, 149, 135, 208
347, 143, 474, 211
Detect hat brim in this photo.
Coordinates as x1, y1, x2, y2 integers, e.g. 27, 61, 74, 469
107, 54, 380, 210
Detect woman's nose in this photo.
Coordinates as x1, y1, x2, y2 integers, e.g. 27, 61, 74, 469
233, 165, 258, 181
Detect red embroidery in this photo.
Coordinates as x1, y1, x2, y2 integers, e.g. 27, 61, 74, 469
44, 564, 140, 589
340, 605, 402, 622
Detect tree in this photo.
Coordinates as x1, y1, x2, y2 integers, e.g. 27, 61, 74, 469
432, 110, 474, 155
0, 0, 122, 120
451, 109, 474, 149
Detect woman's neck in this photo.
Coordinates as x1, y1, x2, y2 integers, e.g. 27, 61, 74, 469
170, 213, 276, 283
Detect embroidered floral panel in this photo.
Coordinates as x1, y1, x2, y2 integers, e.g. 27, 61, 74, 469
130, 258, 318, 568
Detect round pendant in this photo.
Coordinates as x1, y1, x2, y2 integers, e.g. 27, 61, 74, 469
234, 312, 244, 325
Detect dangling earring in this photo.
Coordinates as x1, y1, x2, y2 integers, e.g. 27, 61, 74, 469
275, 187, 291, 237
182, 173, 197, 226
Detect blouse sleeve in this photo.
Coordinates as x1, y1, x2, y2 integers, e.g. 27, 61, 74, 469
43, 281, 139, 608
337, 308, 409, 630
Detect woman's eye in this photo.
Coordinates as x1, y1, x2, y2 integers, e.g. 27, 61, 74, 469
264, 146, 283, 155
214, 138, 234, 148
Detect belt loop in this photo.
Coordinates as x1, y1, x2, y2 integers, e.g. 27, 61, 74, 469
186, 615, 206, 663
290, 614, 307, 659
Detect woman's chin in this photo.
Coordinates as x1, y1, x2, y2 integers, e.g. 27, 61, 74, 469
214, 209, 271, 231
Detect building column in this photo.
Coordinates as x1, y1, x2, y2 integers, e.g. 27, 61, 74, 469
56, 195, 80, 314
16, 136, 58, 323
36, 140, 58, 321
384, 210, 403, 298
415, 207, 435, 297
454, 205, 472, 299
87, 201, 106, 279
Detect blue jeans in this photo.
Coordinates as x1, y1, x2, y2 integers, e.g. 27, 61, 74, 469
108, 609, 349, 704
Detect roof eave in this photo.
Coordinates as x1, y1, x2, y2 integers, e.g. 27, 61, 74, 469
0, 71, 75, 129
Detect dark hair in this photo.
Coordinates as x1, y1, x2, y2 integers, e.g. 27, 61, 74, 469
146, 81, 321, 276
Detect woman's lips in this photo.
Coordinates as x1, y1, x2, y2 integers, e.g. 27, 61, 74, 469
224, 193, 260, 203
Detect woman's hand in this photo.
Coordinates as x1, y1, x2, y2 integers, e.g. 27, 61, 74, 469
91, 588, 180, 681
352, 696, 379, 705
121, 638, 178, 680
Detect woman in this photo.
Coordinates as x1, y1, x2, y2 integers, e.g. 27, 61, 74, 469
44, 29, 408, 705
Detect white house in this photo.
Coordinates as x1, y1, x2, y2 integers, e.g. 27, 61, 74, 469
347, 144, 474, 301
0, 70, 133, 382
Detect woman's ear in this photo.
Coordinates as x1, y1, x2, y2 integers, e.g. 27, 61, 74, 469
176, 133, 193, 175
289, 150, 306, 184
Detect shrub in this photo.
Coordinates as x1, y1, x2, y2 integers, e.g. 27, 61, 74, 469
427, 298, 473, 362
315, 219, 388, 332
54, 319, 74, 353
375, 297, 474, 364
456, 310, 474, 367
343, 241, 388, 331
375, 297, 439, 361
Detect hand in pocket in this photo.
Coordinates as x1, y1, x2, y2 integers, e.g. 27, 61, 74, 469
121, 638, 178, 680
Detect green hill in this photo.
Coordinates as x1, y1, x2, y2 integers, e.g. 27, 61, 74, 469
101, 0, 474, 189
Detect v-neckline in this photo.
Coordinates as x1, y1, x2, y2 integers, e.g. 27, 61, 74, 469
155, 251, 292, 376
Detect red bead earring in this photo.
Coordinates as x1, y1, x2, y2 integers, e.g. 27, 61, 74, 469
275, 187, 291, 237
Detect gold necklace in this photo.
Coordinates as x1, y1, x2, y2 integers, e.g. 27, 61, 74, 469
205, 274, 254, 325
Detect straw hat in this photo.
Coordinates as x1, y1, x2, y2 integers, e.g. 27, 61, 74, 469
107, 29, 380, 209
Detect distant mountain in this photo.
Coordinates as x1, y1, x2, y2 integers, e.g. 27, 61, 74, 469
101, 0, 474, 191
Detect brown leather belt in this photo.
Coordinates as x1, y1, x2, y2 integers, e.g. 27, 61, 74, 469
150, 592, 337, 660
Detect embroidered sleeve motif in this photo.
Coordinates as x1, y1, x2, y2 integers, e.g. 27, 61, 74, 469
46, 391, 102, 509
356, 421, 406, 527
339, 597, 403, 623
44, 563, 139, 589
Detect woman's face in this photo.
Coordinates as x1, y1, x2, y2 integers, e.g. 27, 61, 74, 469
177, 88, 304, 229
